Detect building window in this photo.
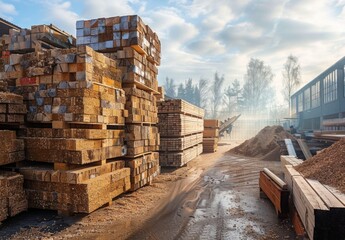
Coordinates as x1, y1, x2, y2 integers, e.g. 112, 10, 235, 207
304, 88, 310, 110
323, 69, 337, 104
311, 81, 320, 108
298, 93, 303, 112
343, 65, 345, 97
291, 97, 297, 115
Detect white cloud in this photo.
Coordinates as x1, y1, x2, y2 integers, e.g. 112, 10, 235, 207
0, 1, 17, 20
33, 0, 79, 34
81, 0, 135, 19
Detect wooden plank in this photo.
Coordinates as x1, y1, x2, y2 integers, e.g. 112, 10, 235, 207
283, 165, 301, 191
284, 139, 297, 157
263, 168, 288, 190
259, 171, 289, 217
292, 175, 330, 240
296, 139, 312, 160
157, 99, 204, 119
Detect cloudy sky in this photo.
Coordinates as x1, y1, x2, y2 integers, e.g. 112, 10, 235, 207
1, 0, 345, 103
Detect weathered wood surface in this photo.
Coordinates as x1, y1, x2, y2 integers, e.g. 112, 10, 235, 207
0, 130, 25, 166
0, 171, 27, 222
160, 133, 202, 152
157, 99, 204, 119
160, 144, 202, 167
259, 171, 289, 217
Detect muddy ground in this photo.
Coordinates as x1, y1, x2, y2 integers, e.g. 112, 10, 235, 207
1, 141, 296, 239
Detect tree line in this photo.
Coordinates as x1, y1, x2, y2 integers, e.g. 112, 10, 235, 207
164, 55, 301, 119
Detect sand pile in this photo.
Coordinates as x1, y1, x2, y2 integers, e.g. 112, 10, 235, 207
229, 125, 294, 161
295, 138, 345, 193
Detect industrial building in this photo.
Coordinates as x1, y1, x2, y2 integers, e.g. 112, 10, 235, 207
291, 56, 345, 130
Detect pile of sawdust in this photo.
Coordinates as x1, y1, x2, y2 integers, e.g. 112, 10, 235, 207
229, 125, 294, 161
295, 138, 345, 193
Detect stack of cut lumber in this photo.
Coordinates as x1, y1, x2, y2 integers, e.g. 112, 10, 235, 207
18, 161, 128, 213
125, 125, 159, 156
123, 87, 158, 124
2, 46, 126, 125
0, 24, 76, 53
203, 119, 219, 152
125, 152, 160, 191
76, 15, 160, 65
0, 130, 24, 166
0, 92, 26, 125
0, 45, 130, 214
0, 171, 27, 222
75, 15, 161, 191
104, 47, 158, 92
0, 89, 27, 222
281, 155, 345, 239
158, 99, 204, 167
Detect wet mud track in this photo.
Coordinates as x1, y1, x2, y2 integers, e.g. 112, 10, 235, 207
127, 145, 295, 240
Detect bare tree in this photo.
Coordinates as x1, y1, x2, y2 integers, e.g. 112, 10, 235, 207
164, 77, 176, 98
242, 58, 274, 112
282, 55, 301, 115
210, 72, 225, 118
194, 78, 209, 115
224, 79, 242, 115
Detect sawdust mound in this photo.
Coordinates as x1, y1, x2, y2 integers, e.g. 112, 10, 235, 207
295, 138, 345, 193
229, 125, 294, 161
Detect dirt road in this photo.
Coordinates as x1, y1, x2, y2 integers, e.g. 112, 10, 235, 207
1, 141, 295, 239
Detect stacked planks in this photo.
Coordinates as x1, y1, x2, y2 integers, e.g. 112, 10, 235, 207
0, 24, 76, 53
281, 155, 345, 239
0, 45, 131, 214
75, 15, 161, 191
0, 89, 27, 222
203, 119, 219, 153
158, 99, 204, 167
0, 92, 26, 125
0, 171, 27, 222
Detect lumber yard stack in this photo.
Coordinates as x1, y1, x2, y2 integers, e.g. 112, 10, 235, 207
1, 24, 76, 53
76, 15, 161, 191
0, 88, 28, 222
0, 43, 131, 214
281, 156, 345, 239
203, 119, 219, 153
158, 99, 204, 167
0, 171, 27, 222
